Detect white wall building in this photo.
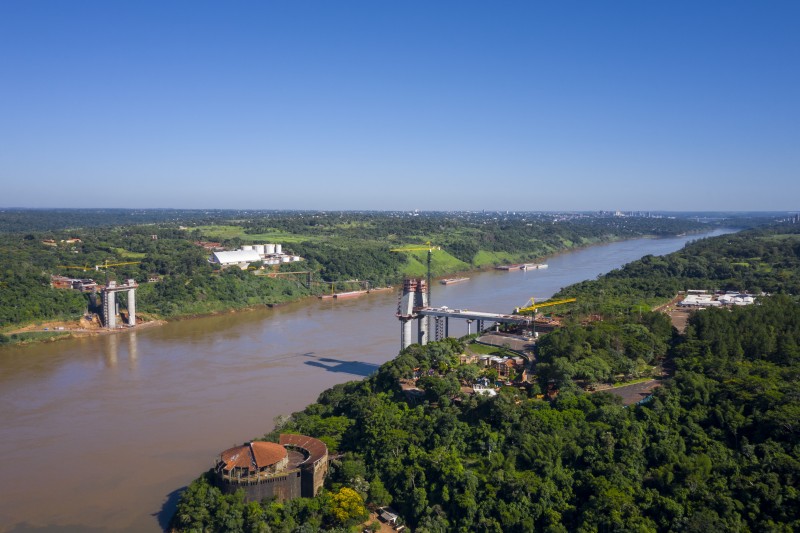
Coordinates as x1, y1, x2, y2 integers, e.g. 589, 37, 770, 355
210, 244, 303, 269
211, 250, 262, 268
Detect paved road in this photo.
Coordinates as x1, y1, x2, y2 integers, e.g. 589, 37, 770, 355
597, 379, 663, 405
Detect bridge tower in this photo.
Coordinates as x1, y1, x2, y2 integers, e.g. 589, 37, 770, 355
101, 279, 138, 329
397, 278, 429, 350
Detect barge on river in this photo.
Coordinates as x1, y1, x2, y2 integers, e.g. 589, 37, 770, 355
440, 277, 470, 285
496, 263, 548, 271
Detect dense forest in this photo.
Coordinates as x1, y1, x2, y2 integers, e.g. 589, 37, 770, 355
556, 222, 800, 314
171, 223, 800, 532
0, 209, 726, 333
172, 298, 800, 532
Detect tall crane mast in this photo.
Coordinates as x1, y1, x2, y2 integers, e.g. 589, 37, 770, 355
390, 242, 440, 306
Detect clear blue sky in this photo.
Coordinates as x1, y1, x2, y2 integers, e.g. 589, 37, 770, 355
1, 1, 798, 211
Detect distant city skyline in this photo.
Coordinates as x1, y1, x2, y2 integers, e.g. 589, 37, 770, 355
1, 2, 798, 211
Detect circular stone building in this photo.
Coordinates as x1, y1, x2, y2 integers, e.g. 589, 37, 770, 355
215, 434, 328, 502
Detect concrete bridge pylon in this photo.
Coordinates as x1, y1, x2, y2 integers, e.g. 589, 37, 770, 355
396, 278, 428, 350
101, 279, 138, 329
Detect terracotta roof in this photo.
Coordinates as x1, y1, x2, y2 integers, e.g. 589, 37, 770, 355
219, 441, 287, 471
280, 434, 328, 463
220, 445, 253, 470
250, 441, 287, 468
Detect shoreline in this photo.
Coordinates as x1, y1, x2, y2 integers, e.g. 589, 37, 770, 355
0, 230, 720, 349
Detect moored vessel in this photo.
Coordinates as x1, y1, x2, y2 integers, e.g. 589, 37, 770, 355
440, 277, 470, 285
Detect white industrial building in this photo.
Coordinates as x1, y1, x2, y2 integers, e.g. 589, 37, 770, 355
210, 244, 303, 269
678, 292, 755, 308
211, 250, 262, 268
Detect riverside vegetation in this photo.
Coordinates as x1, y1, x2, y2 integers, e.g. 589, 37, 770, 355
171, 222, 800, 532
0, 209, 713, 342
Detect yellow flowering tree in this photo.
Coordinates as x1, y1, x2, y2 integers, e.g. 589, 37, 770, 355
329, 487, 368, 526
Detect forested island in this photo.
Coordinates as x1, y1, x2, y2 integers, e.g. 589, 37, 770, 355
0, 209, 725, 344
171, 221, 800, 532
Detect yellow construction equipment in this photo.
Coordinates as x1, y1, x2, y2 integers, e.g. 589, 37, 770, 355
515, 297, 577, 314
390, 242, 441, 304
94, 261, 141, 271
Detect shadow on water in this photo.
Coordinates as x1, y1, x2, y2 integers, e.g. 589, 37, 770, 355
154, 487, 185, 532
303, 356, 380, 377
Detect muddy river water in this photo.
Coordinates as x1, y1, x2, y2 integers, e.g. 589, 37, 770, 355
0, 230, 731, 532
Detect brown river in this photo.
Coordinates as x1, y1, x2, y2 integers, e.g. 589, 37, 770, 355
0, 230, 731, 532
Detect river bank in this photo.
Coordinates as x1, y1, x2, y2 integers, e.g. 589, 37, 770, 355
0, 230, 718, 349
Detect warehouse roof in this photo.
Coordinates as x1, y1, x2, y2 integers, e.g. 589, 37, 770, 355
212, 250, 262, 264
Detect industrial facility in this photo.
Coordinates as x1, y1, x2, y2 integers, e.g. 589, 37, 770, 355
215, 434, 328, 503
210, 243, 303, 269
678, 290, 756, 308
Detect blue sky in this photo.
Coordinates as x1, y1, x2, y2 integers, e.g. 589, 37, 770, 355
1, 1, 798, 211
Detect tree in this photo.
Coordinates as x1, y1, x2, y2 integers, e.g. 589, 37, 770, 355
328, 487, 368, 526
368, 477, 393, 507
456, 364, 482, 383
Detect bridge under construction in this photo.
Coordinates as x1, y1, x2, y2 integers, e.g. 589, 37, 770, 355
397, 278, 552, 350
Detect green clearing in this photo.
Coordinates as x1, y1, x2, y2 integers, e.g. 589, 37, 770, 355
466, 342, 506, 355
399, 249, 469, 277
759, 233, 800, 242
472, 250, 517, 267
112, 248, 147, 259
0, 331, 72, 345
194, 225, 320, 243
611, 375, 657, 388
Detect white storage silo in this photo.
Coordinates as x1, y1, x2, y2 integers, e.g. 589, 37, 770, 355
275, 244, 283, 254
254, 244, 265, 255
265, 244, 276, 254
242, 245, 253, 251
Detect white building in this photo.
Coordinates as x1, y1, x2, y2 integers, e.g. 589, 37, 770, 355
210, 244, 304, 269
679, 291, 755, 308
211, 250, 262, 268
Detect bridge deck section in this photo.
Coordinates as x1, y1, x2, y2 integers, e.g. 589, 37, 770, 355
418, 307, 530, 324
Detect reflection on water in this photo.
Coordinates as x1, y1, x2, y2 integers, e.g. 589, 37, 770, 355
100, 332, 139, 372
129, 332, 139, 371
0, 229, 732, 532
104, 333, 118, 368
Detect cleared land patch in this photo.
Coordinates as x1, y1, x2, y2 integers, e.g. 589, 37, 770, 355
193, 225, 320, 243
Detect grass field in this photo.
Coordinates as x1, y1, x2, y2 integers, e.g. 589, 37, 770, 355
472, 250, 517, 267
759, 234, 800, 242
113, 248, 147, 259
194, 225, 321, 243
466, 342, 506, 355
399, 249, 470, 277
0, 331, 72, 345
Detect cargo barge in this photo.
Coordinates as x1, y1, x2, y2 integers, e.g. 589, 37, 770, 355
521, 263, 548, 271
333, 290, 367, 299
440, 277, 470, 285
320, 290, 368, 299
496, 263, 548, 271
318, 286, 393, 299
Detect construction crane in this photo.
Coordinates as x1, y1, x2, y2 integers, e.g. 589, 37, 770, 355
390, 242, 441, 305
515, 297, 577, 314
94, 261, 141, 271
